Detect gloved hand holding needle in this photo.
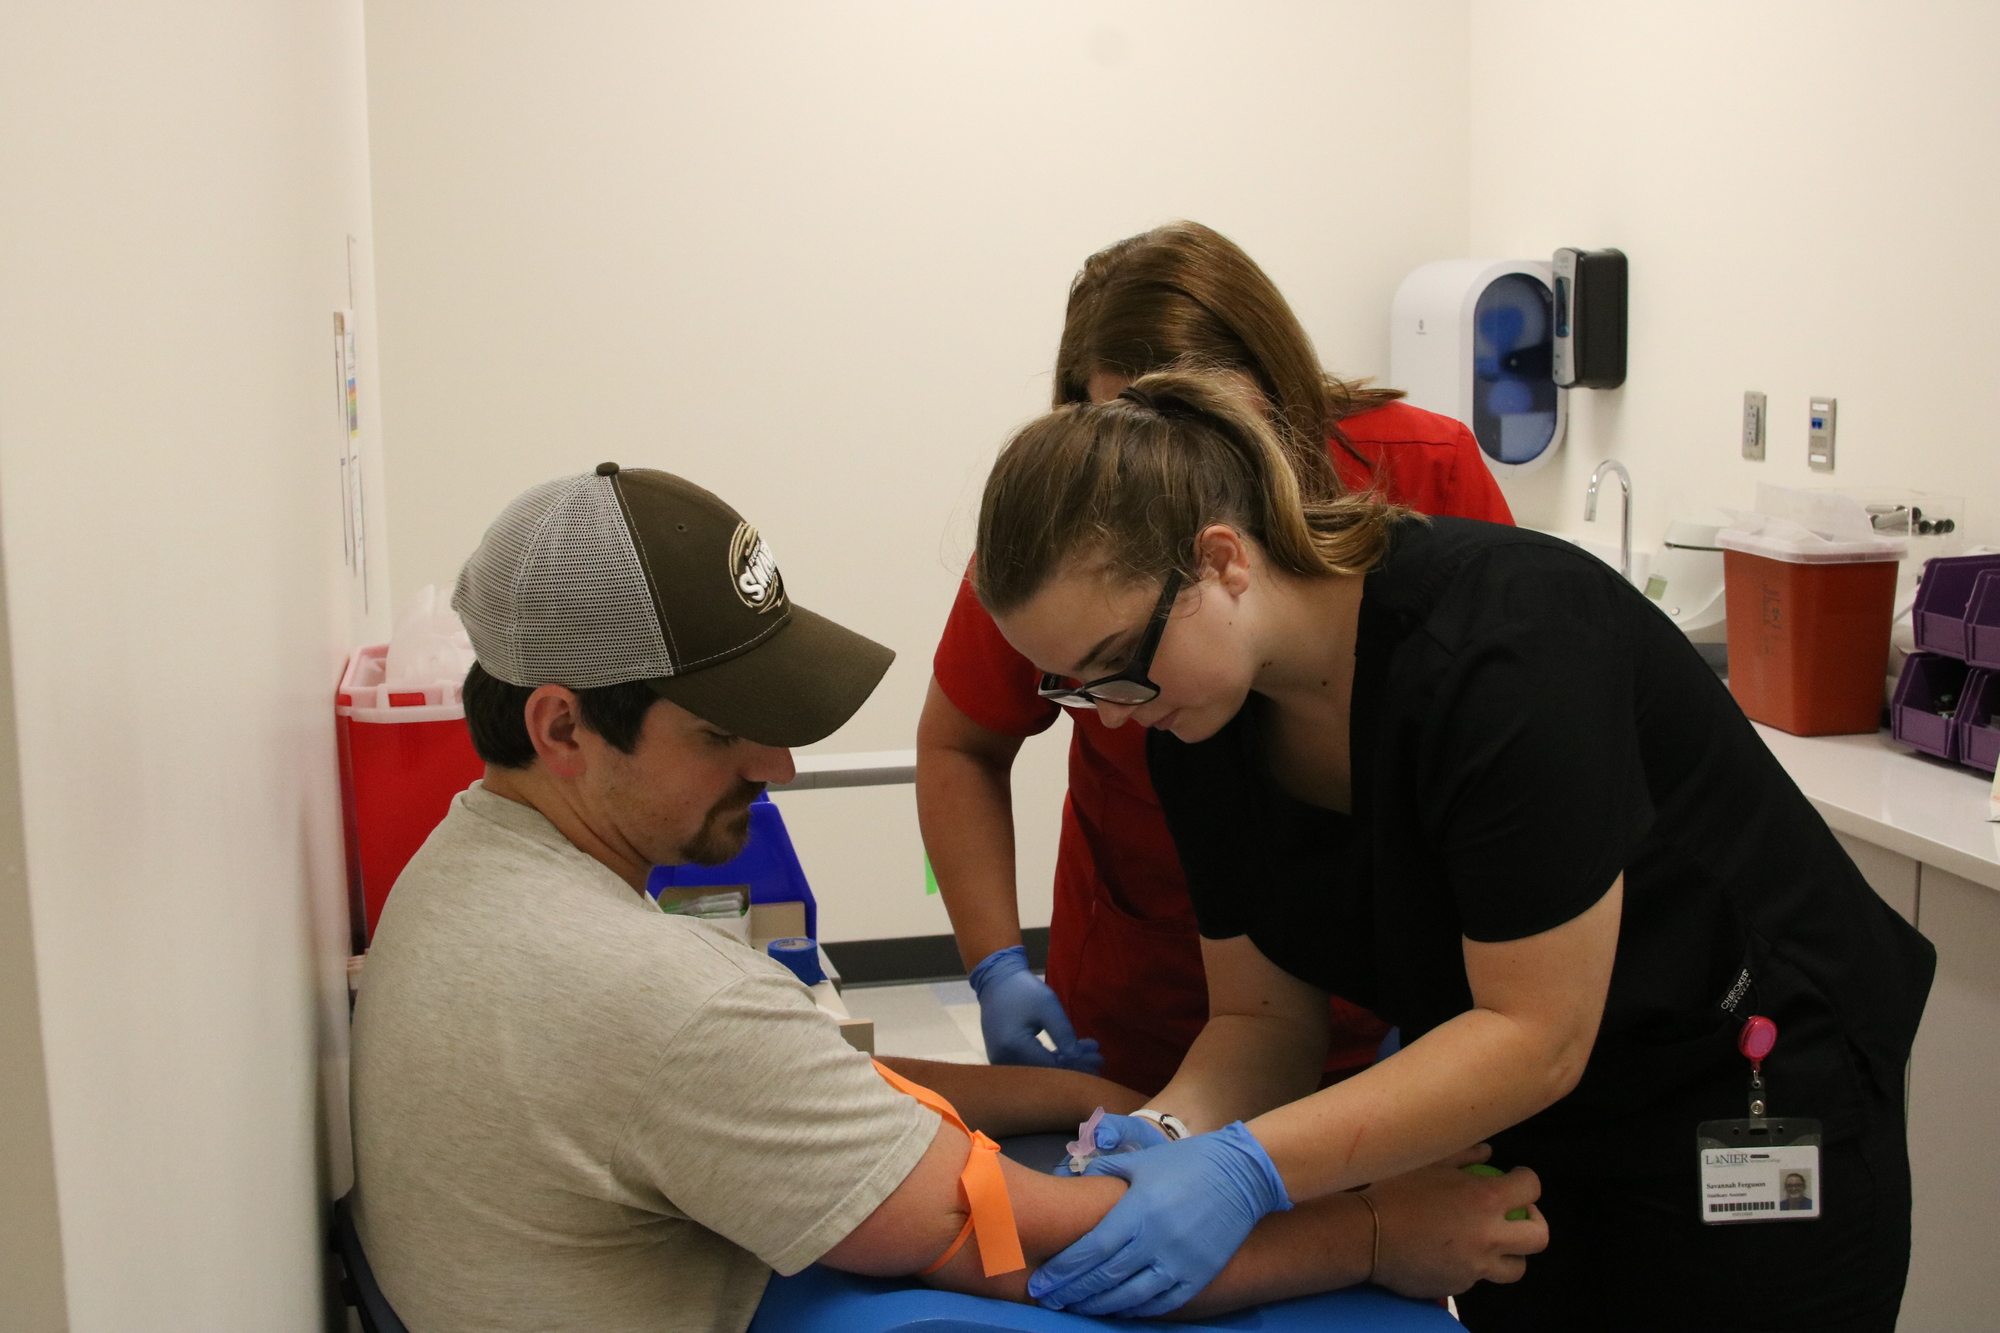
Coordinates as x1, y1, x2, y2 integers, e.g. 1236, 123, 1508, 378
968, 944, 1103, 1073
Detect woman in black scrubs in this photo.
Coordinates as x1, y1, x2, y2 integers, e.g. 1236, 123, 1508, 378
972, 366, 1933, 1331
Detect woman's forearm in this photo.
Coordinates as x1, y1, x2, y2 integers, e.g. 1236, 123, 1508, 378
915, 680, 1030, 969
1251, 1006, 1578, 1201
1151, 1013, 1327, 1134
1255, 881, 1620, 1202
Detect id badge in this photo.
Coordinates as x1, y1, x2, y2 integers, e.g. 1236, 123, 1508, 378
1697, 1117, 1822, 1224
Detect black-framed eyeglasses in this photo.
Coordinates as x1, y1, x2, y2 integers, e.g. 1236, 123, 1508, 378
1036, 570, 1184, 710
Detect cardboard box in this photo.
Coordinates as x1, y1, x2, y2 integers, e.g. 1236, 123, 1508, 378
750, 899, 874, 1054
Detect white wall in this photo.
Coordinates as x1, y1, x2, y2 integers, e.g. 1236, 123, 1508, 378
363, 0, 1472, 941
0, 555, 64, 1333
0, 2, 390, 1328
1466, 0, 2000, 553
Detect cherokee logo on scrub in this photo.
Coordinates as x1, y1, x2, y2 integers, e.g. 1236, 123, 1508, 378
729, 522, 785, 613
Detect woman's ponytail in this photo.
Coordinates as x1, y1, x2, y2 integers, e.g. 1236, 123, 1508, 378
975, 364, 1409, 614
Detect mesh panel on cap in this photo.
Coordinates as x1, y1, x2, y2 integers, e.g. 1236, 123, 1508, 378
454, 475, 674, 687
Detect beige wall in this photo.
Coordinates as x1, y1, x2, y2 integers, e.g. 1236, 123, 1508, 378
0, 520, 64, 1333
1467, 0, 2000, 550
0, 2, 388, 1327
363, 0, 1474, 941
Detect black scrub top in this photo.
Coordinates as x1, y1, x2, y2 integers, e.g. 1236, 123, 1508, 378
1149, 518, 1933, 1142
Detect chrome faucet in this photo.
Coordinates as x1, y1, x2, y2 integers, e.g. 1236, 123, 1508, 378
1584, 459, 1633, 582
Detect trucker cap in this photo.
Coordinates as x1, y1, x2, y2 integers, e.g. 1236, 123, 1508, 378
452, 462, 893, 747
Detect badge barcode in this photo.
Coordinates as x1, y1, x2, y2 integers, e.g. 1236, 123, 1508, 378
1714, 1201, 1775, 1213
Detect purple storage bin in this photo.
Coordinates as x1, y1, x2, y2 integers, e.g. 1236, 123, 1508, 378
1958, 668, 2000, 774
1911, 553, 2000, 660
1966, 569, 2000, 670
1891, 652, 1966, 761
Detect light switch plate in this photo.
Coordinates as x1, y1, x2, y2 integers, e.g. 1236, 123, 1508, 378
1742, 391, 1767, 461
1808, 396, 1837, 471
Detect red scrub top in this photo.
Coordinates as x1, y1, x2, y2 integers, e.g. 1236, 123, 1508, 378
933, 401, 1515, 1094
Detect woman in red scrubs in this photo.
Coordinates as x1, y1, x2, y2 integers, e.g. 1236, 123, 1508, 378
918, 220, 1514, 1093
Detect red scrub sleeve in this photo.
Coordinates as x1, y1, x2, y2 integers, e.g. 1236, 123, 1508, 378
1334, 403, 1515, 526
931, 566, 1062, 740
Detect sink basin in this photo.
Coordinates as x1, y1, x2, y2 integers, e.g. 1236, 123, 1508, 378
1544, 530, 1651, 588
1541, 528, 1729, 651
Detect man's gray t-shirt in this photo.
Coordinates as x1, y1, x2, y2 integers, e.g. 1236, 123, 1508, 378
349, 783, 936, 1332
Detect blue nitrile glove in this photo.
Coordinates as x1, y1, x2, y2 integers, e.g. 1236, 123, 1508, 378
967, 945, 1103, 1073
1028, 1121, 1292, 1318
1055, 1111, 1170, 1175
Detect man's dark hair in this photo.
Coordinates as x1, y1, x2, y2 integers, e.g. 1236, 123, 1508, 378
461, 661, 660, 767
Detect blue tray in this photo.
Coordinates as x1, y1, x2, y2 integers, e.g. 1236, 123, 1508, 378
749, 1264, 1457, 1332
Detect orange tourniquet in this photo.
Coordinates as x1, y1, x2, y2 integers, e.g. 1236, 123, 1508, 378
871, 1060, 1026, 1278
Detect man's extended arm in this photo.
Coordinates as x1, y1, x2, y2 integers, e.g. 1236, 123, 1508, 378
876, 1056, 1144, 1139
822, 1068, 1546, 1315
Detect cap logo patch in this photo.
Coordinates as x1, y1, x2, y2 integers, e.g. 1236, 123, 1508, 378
729, 522, 785, 613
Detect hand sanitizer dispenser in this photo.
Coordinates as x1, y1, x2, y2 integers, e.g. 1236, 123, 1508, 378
1390, 259, 1567, 478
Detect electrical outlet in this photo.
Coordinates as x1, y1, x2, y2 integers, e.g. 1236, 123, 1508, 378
1808, 397, 1837, 472
1742, 391, 1766, 460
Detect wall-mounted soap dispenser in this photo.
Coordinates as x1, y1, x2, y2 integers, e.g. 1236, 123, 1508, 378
1552, 247, 1627, 389
1390, 259, 1566, 478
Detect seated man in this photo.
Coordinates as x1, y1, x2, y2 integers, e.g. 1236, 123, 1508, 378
349, 463, 1545, 1331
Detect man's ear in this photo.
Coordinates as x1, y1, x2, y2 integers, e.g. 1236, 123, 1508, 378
1192, 523, 1253, 597
522, 685, 589, 778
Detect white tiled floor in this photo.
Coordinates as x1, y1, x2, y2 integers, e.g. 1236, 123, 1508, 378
841, 978, 989, 1063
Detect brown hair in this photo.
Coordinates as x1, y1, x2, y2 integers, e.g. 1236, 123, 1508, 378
459, 662, 655, 768
975, 366, 1409, 614
1051, 220, 1403, 481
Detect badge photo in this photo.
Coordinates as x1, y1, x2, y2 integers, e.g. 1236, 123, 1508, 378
1697, 1117, 1823, 1225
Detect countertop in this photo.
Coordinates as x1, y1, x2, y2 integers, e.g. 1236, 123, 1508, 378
768, 735, 2000, 892
1754, 724, 2000, 891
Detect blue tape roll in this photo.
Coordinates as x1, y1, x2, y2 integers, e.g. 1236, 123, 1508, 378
767, 936, 825, 986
